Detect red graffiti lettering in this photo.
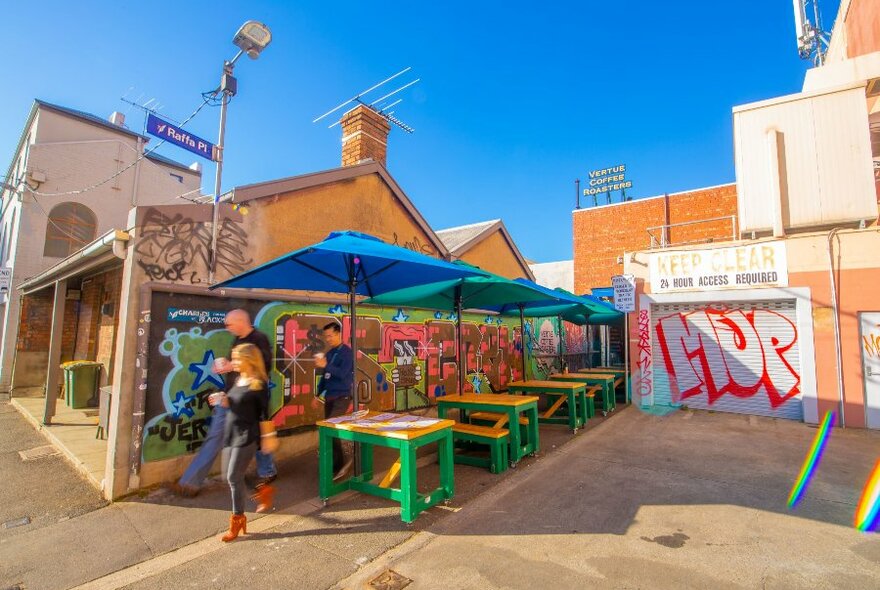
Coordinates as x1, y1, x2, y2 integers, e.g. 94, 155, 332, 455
637, 309, 653, 398
655, 307, 799, 408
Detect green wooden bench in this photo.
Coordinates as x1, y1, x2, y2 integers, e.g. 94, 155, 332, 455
451, 423, 509, 474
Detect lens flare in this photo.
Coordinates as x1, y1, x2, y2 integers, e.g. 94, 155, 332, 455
855, 460, 880, 533
787, 410, 835, 508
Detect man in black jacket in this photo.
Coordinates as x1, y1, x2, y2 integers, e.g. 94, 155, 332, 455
315, 321, 354, 480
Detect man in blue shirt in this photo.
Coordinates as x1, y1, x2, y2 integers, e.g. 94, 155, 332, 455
315, 321, 354, 480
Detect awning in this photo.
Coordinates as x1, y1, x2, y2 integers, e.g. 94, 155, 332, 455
18, 230, 129, 294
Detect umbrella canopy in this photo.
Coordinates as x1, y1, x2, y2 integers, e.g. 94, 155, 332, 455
486, 279, 620, 321
211, 231, 488, 406
366, 265, 558, 392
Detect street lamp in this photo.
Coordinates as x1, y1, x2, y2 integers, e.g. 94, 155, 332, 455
209, 20, 272, 284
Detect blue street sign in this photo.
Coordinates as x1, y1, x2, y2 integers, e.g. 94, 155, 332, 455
146, 114, 216, 161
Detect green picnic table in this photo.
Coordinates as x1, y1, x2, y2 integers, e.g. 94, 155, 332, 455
549, 373, 616, 414
506, 380, 588, 432
579, 367, 629, 402
318, 411, 455, 523
437, 394, 539, 467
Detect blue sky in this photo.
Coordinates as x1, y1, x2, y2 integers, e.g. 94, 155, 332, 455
1, 1, 838, 262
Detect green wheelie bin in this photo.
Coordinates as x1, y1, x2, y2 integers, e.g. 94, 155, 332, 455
62, 361, 102, 409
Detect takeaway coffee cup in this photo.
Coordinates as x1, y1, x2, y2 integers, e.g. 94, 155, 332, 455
313, 352, 325, 361
208, 392, 224, 406
213, 357, 231, 373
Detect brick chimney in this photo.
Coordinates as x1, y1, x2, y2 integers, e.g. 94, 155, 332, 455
340, 105, 391, 167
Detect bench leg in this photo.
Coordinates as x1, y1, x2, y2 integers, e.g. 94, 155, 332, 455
586, 397, 595, 419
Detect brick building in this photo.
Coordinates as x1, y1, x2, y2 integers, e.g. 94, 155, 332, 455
572, 183, 737, 294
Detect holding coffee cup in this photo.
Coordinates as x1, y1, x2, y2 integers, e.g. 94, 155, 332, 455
208, 392, 225, 406
213, 356, 231, 374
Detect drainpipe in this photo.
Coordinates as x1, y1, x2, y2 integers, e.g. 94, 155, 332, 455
827, 228, 845, 428
130, 137, 143, 207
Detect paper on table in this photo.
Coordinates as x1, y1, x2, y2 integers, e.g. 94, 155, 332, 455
389, 414, 420, 422
325, 410, 369, 424
367, 413, 398, 422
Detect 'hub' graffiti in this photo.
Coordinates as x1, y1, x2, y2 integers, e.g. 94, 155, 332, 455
655, 307, 799, 408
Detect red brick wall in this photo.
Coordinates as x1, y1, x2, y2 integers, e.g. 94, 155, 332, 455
17, 287, 78, 362
573, 184, 737, 293
74, 267, 123, 362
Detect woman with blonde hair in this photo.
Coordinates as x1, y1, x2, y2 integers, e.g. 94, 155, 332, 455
211, 342, 275, 542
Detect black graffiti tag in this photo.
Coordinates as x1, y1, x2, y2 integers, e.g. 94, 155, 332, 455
135, 208, 253, 283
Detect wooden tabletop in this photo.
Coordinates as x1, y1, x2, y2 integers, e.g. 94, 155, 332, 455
550, 373, 614, 381
507, 380, 584, 390
436, 393, 540, 407
316, 411, 455, 440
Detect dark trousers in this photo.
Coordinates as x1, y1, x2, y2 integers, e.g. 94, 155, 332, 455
324, 396, 352, 471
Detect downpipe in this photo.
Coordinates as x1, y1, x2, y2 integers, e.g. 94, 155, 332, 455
827, 228, 845, 428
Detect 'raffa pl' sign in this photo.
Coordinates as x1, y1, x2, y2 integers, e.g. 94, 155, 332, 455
146, 114, 216, 161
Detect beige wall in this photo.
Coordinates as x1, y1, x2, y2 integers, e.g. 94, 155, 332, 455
457, 229, 530, 279
1, 106, 201, 394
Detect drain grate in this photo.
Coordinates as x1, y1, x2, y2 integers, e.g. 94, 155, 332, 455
368, 570, 412, 590
18, 445, 60, 461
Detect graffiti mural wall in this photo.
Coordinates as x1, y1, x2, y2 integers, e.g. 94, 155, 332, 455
142, 291, 565, 462
647, 301, 803, 419
524, 317, 590, 380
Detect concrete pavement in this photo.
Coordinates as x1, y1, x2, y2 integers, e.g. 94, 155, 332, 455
336, 409, 880, 590
4, 401, 879, 589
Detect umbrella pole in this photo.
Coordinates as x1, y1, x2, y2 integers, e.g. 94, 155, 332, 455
558, 315, 565, 372
519, 304, 527, 380
350, 278, 361, 477
456, 286, 464, 395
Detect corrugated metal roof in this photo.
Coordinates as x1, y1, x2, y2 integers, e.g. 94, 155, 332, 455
435, 219, 500, 251
35, 99, 149, 141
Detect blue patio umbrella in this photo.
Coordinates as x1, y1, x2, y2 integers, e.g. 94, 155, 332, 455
211, 231, 488, 408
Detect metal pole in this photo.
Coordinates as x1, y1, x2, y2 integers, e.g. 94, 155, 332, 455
624, 312, 630, 404
208, 52, 243, 284
557, 315, 565, 372
575, 179, 580, 209
455, 285, 464, 394
350, 279, 358, 409
519, 304, 527, 380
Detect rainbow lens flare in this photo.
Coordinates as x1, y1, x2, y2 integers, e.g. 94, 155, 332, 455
855, 460, 880, 533
787, 410, 835, 508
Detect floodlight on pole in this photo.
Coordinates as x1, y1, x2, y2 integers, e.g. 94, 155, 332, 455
209, 21, 271, 284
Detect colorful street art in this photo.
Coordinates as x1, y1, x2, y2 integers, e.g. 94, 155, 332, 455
654, 306, 800, 408
142, 291, 588, 462
636, 309, 653, 402
141, 292, 588, 462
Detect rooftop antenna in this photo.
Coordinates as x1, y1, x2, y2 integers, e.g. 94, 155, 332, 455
313, 67, 419, 134
120, 88, 182, 126
792, 0, 830, 66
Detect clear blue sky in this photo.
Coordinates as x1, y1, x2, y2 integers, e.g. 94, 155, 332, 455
1, 1, 839, 262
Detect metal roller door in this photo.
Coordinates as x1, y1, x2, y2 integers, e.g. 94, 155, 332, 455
650, 299, 803, 420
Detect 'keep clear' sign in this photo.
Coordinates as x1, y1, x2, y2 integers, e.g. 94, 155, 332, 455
649, 242, 788, 293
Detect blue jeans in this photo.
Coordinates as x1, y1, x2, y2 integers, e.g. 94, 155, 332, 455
178, 404, 277, 488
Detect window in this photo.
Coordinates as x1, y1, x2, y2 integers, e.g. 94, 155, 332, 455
43, 202, 97, 257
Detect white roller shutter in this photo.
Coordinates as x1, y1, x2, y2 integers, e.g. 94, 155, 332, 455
650, 299, 803, 420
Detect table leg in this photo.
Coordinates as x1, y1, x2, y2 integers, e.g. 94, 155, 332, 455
318, 428, 334, 502
577, 389, 588, 427
360, 441, 374, 481
506, 407, 522, 465
438, 431, 454, 500
399, 443, 418, 523
526, 405, 539, 455
567, 390, 577, 432
437, 405, 448, 419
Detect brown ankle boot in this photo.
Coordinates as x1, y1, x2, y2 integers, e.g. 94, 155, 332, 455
253, 483, 275, 513
221, 514, 247, 542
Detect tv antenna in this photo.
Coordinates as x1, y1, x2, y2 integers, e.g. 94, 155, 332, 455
792, 0, 830, 66
120, 88, 181, 125
313, 67, 420, 134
